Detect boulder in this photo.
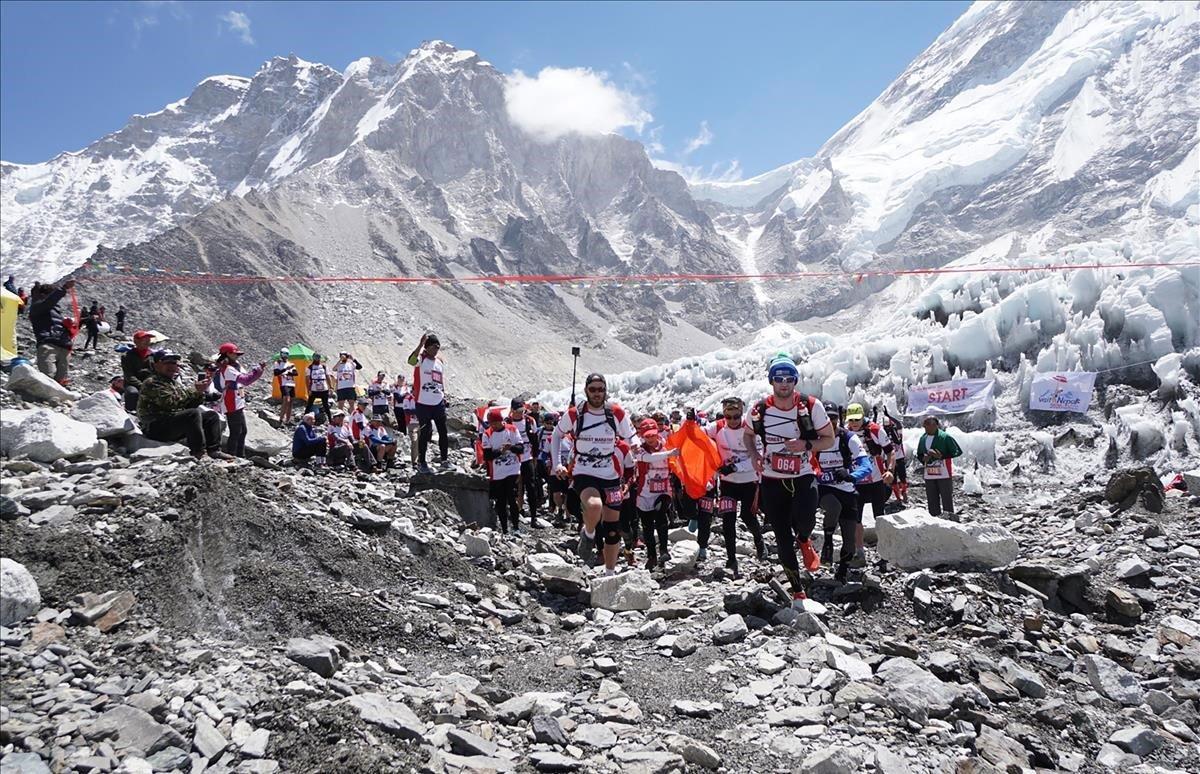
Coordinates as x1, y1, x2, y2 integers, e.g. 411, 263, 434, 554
1157, 615, 1200, 647
286, 637, 341, 678
1182, 468, 1200, 496
2, 409, 105, 462
875, 509, 1017, 570
242, 410, 288, 456
0, 558, 41, 626
798, 746, 865, 774
712, 614, 749, 645
1082, 654, 1144, 706
462, 532, 492, 557
589, 570, 657, 611
875, 657, 966, 722
339, 508, 392, 531
526, 554, 587, 597
344, 693, 426, 740
87, 705, 185, 754
70, 391, 136, 438
8, 363, 79, 403
1005, 559, 1093, 614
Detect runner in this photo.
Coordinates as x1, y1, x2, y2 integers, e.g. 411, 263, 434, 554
476, 407, 524, 535
408, 333, 448, 474
334, 352, 363, 414
551, 373, 635, 573
539, 412, 569, 524
816, 403, 874, 582
273, 349, 297, 425
212, 343, 265, 458
507, 398, 542, 528
304, 354, 334, 424
368, 371, 391, 425
633, 418, 680, 570
881, 408, 909, 504
845, 402, 894, 565
916, 415, 963, 520
391, 375, 409, 434
744, 353, 835, 606
704, 396, 767, 577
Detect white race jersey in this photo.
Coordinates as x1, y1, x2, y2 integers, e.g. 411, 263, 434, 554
413, 356, 445, 406
756, 397, 830, 480
706, 420, 758, 484
479, 423, 522, 480
335, 361, 358, 391
553, 402, 635, 481
817, 431, 869, 494
307, 364, 329, 393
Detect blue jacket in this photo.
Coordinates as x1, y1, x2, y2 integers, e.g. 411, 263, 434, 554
292, 423, 324, 456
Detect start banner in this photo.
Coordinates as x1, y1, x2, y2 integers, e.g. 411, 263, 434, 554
906, 378, 995, 417
1029, 371, 1097, 413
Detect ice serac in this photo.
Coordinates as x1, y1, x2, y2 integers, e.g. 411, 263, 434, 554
694, 1, 1199, 321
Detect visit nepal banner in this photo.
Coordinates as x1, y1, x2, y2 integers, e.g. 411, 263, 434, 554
905, 378, 995, 417
1028, 371, 1097, 413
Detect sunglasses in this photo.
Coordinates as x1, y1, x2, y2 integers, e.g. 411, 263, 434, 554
586, 386, 606, 393
771, 376, 797, 384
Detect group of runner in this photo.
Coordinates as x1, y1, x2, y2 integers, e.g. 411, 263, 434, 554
477, 352, 915, 608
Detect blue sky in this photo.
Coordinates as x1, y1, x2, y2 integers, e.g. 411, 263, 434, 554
0, 0, 969, 179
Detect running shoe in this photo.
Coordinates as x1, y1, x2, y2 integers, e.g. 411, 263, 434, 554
791, 591, 808, 609
798, 539, 821, 572
577, 530, 596, 563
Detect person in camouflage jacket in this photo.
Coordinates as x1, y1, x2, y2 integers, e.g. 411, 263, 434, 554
137, 350, 233, 460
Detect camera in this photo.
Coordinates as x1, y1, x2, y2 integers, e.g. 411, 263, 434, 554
571, 346, 581, 356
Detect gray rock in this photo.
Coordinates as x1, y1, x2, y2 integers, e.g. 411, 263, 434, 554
528, 751, 582, 771
71, 391, 136, 438
1106, 587, 1143, 619
672, 700, 723, 718
712, 614, 748, 645
8, 364, 78, 403
531, 714, 568, 746
344, 693, 426, 739
1157, 615, 1199, 647
0, 752, 51, 774
447, 728, 498, 757
572, 722, 617, 749
495, 693, 538, 724
146, 747, 190, 771
999, 657, 1047, 698
0, 558, 41, 626
798, 746, 865, 774
1, 408, 104, 462
462, 531, 491, 557
671, 636, 698, 657
1083, 654, 1144, 706
875, 508, 1018, 569
0, 495, 27, 521
1096, 743, 1140, 768
1115, 555, 1151, 579
193, 715, 228, 759
286, 637, 341, 678
341, 508, 391, 530
1109, 726, 1163, 757
873, 748, 913, 774
589, 569, 657, 611
667, 736, 721, 770
526, 553, 586, 596
765, 705, 828, 726
976, 726, 1028, 770
88, 704, 186, 754
242, 410, 288, 456
876, 657, 966, 722
241, 728, 270, 758
833, 682, 889, 707
611, 749, 684, 772
826, 648, 872, 681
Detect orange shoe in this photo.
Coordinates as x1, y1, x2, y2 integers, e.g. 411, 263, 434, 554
798, 539, 820, 572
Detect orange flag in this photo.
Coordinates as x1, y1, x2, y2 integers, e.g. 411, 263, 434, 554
667, 420, 722, 500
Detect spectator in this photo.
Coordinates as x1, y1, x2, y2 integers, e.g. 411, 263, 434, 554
16, 288, 27, 314
367, 417, 398, 470
97, 304, 106, 323
325, 410, 355, 470
212, 342, 265, 458
334, 351, 363, 413
916, 415, 964, 520
121, 331, 156, 412
136, 349, 234, 460
106, 374, 125, 404
3, 275, 15, 294
291, 413, 326, 467
82, 304, 101, 351
115, 305, 127, 333
407, 332, 448, 474
304, 353, 334, 423
272, 349, 297, 425
28, 279, 76, 384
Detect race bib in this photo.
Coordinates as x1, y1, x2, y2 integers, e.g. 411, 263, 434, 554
648, 478, 669, 494
770, 454, 801, 474
819, 470, 836, 484
430, 370, 443, 385
925, 460, 947, 478
700, 496, 737, 513
604, 487, 624, 506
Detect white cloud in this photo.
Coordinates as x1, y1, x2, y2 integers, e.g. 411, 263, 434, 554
505, 67, 651, 142
645, 126, 665, 155
124, 1, 188, 45
682, 120, 714, 156
220, 10, 254, 45
652, 158, 743, 184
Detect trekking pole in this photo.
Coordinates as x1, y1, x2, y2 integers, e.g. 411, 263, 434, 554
569, 345, 581, 407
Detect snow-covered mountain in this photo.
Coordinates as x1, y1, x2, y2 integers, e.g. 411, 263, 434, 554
694, 0, 1199, 318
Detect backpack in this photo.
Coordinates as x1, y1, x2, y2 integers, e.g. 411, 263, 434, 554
860, 421, 886, 456
751, 394, 820, 445
567, 401, 626, 439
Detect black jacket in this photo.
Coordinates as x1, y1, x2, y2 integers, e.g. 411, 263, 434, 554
121, 348, 155, 389
29, 287, 71, 348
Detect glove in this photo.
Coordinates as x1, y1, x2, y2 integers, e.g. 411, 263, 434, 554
718, 462, 737, 476
832, 468, 852, 483
686, 407, 697, 422
510, 443, 525, 455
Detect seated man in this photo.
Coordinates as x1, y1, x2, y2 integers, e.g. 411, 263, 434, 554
291, 412, 326, 466
326, 410, 355, 471
137, 350, 234, 460
366, 417, 398, 470
121, 330, 156, 412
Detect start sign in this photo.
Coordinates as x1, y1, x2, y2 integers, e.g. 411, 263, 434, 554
905, 378, 995, 417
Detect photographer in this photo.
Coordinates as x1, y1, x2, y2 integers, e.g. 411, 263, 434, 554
137, 350, 234, 460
